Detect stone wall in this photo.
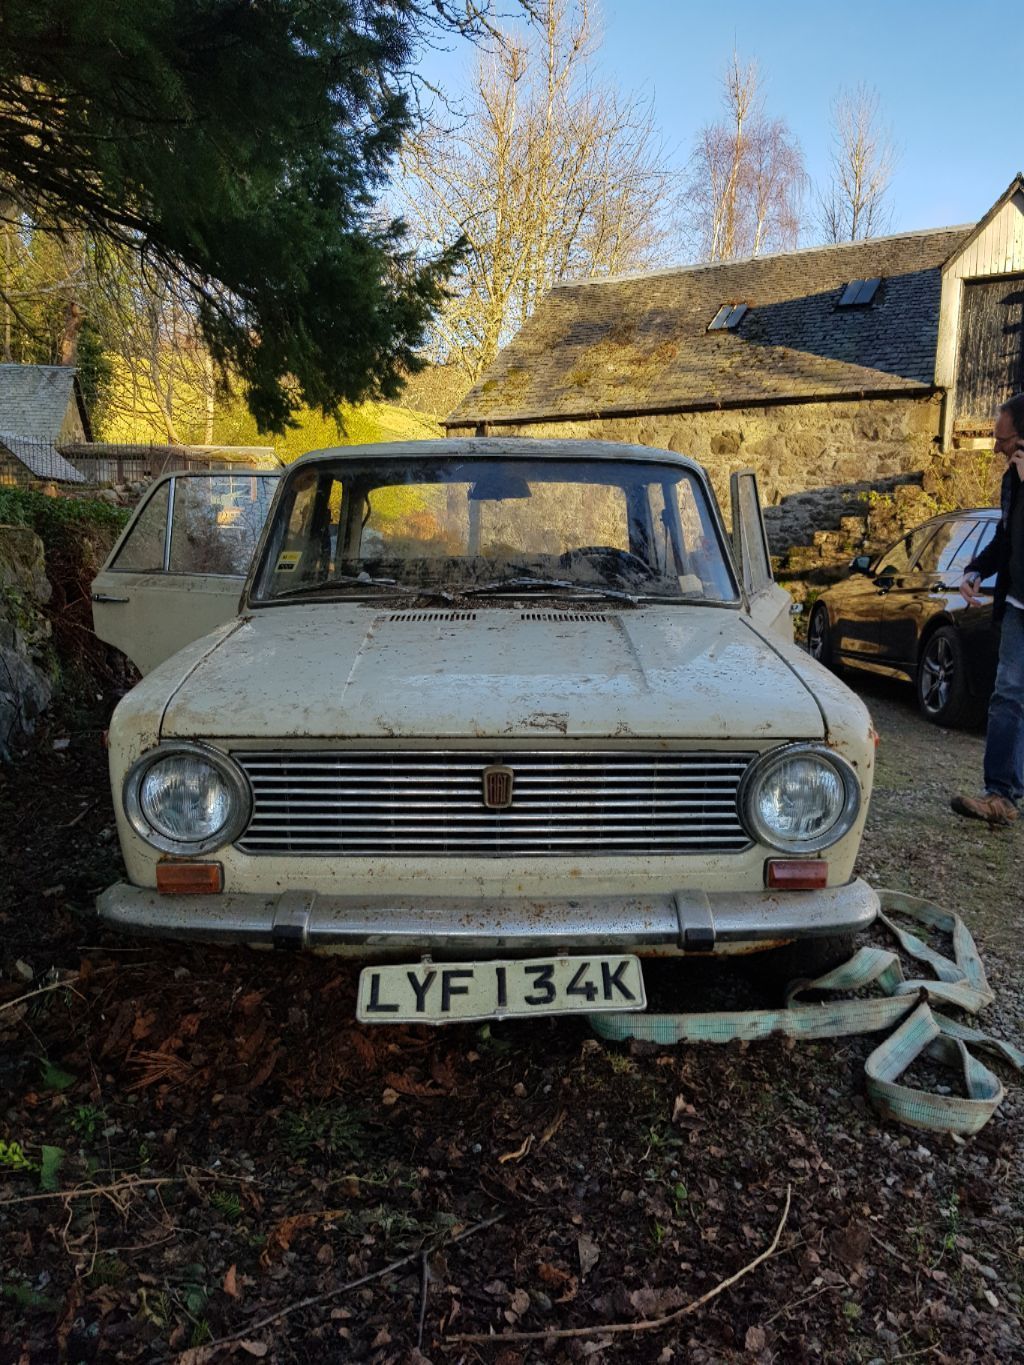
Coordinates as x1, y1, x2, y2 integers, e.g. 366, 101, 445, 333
471, 392, 943, 512
0, 525, 54, 758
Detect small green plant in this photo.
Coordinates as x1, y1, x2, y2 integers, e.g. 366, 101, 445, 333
606, 1051, 636, 1076
210, 1190, 243, 1221
68, 1104, 106, 1141
650, 1219, 667, 1248
39, 1059, 76, 1092
373, 1207, 429, 1243
86, 1255, 130, 1289
0, 1138, 63, 1190
2, 1282, 61, 1312
190, 1319, 212, 1348
138, 1288, 174, 1329
941, 1191, 961, 1255
277, 1103, 366, 1159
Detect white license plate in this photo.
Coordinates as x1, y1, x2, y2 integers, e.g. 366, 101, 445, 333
356, 954, 646, 1025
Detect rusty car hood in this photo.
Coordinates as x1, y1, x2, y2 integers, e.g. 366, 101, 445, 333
157, 603, 824, 742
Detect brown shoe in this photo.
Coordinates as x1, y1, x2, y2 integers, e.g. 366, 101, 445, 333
950, 792, 1019, 826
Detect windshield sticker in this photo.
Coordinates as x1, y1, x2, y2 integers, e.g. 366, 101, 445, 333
275, 551, 302, 573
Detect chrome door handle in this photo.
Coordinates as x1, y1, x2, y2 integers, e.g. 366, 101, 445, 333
91, 593, 130, 604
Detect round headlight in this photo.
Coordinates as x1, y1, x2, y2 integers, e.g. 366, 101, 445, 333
124, 744, 250, 854
740, 745, 860, 853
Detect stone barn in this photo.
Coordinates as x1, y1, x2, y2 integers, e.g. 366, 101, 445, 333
444, 177, 1024, 525
0, 364, 91, 485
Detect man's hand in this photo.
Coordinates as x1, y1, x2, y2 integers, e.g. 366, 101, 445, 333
1010, 444, 1024, 481
960, 571, 985, 606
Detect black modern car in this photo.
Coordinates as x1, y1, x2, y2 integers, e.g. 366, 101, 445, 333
806, 508, 1001, 727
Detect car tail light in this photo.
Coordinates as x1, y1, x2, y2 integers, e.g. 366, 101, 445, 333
156, 861, 224, 895
765, 859, 828, 890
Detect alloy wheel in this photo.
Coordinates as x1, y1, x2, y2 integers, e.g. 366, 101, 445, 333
920, 634, 954, 715
807, 606, 828, 662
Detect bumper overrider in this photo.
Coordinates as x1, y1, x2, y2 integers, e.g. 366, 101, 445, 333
96, 878, 879, 957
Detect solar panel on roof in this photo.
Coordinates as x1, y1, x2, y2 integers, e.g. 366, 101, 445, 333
707, 303, 748, 332
856, 277, 880, 304
838, 280, 863, 306
838, 277, 881, 308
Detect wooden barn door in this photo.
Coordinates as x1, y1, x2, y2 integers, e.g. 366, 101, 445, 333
954, 276, 1024, 424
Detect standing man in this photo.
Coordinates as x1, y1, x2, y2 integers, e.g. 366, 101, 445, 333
951, 392, 1024, 826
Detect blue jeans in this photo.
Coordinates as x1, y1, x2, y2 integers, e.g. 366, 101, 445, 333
984, 604, 1024, 803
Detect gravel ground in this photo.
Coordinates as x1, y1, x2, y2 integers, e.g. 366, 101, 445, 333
1, 673, 1022, 1363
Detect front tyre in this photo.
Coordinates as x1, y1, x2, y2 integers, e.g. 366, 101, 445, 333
916, 625, 983, 728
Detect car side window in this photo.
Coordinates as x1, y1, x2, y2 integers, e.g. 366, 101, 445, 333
874, 534, 913, 576
914, 520, 979, 575
168, 475, 276, 576
111, 482, 169, 572
968, 520, 999, 588
875, 526, 931, 577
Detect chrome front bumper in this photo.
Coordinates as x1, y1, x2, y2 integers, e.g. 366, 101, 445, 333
96, 878, 879, 957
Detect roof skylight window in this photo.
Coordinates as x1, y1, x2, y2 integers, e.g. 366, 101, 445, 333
707, 303, 748, 332
837, 277, 881, 307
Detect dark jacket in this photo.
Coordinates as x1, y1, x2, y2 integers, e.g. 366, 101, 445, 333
966, 463, 1022, 622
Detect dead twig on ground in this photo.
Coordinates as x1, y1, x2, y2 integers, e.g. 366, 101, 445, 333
181, 1212, 505, 1360
764, 1283, 834, 1327
417, 1249, 430, 1349
60, 800, 95, 829
447, 1187, 791, 1346
0, 1172, 254, 1208
0, 974, 82, 1014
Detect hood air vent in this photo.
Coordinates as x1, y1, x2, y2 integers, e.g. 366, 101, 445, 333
388, 612, 477, 623
521, 612, 608, 623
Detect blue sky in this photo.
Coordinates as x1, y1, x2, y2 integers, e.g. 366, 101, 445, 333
417, 0, 1019, 251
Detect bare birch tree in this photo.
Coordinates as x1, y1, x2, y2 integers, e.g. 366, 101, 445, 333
682, 53, 805, 263
399, 0, 672, 381
817, 84, 898, 243
91, 251, 220, 444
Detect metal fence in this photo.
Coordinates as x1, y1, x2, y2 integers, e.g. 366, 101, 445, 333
0, 439, 278, 488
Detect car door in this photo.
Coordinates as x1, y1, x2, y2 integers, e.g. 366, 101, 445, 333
832, 527, 930, 664
91, 470, 279, 674
729, 469, 794, 639
877, 518, 980, 669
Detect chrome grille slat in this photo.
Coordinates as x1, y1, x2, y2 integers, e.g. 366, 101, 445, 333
248, 797, 748, 802
235, 750, 754, 857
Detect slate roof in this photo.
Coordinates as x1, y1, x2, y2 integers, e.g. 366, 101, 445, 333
445, 227, 973, 428
0, 364, 90, 439
0, 433, 86, 483
0, 364, 91, 482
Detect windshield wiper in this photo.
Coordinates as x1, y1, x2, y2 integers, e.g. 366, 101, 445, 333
459, 576, 639, 604
271, 575, 419, 600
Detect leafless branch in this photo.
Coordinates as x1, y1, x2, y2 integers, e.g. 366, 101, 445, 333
681, 52, 804, 262
815, 83, 898, 243
398, 0, 673, 380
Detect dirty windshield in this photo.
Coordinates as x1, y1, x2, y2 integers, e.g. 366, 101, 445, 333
251, 454, 737, 604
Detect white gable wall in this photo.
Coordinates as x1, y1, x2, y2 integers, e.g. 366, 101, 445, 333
936, 185, 1024, 448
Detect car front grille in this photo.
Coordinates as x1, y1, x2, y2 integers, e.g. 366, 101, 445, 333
234, 750, 754, 857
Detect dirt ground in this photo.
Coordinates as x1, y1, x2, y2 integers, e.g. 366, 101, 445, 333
1, 674, 1022, 1364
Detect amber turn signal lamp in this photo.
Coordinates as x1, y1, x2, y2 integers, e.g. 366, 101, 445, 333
156, 862, 223, 895
765, 859, 828, 890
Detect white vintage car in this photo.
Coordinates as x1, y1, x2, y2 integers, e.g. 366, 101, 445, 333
91, 440, 877, 1024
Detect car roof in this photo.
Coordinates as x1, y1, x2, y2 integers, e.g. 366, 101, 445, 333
288, 437, 706, 477
913, 506, 1000, 529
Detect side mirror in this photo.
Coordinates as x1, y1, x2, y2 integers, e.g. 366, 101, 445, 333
849, 554, 874, 576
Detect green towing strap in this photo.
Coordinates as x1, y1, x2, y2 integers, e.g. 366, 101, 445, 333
589, 890, 1023, 1135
